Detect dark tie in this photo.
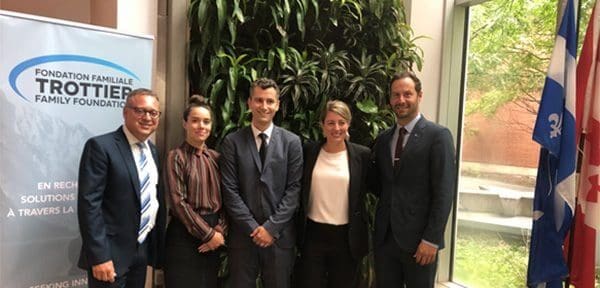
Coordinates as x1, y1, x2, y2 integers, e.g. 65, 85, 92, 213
393, 127, 407, 168
259, 133, 268, 167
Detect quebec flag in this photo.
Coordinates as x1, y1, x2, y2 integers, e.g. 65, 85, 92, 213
527, 0, 577, 287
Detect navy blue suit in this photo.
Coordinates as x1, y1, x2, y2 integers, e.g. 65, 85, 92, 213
371, 117, 455, 288
77, 127, 166, 286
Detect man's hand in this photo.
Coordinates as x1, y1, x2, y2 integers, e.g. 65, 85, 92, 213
250, 226, 274, 248
92, 260, 116, 283
198, 231, 225, 253
413, 241, 438, 265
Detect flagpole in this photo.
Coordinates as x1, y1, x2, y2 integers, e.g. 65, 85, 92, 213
565, 1, 583, 287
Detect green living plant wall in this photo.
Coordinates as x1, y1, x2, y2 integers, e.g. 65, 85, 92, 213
188, 0, 423, 287
189, 0, 423, 147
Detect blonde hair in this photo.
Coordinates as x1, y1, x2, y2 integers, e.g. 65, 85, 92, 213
320, 100, 352, 124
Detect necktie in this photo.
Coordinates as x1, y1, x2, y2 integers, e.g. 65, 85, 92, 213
136, 142, 152, 243
393, 127, 407, 168
259, 133, 268, 167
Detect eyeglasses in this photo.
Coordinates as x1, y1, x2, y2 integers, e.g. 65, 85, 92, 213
127, 106, 161, 119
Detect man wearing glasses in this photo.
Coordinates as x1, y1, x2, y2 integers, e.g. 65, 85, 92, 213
77, 88, 166, 288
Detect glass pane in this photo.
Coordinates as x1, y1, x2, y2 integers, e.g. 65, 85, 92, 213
453, 1, 556, 287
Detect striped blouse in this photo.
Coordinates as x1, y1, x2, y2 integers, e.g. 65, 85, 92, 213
165, 141, 227, 242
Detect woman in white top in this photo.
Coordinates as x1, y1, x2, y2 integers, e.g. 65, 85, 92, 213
296, 100, 371, 288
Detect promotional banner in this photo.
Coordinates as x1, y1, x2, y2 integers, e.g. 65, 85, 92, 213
0, 11, 153, 287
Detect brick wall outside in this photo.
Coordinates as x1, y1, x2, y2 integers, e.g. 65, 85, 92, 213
461, 100, 540, 169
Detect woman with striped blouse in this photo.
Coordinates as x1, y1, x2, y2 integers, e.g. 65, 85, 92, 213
164, 95, 227, 287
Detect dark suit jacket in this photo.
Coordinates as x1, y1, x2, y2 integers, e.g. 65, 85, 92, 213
371, 117, 455, 252
77, 126, 166, 274
220, 126, 303, 248
297, 140, 370, 260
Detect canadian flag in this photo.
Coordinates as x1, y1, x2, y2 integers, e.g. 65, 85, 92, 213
570, 1, 600, 286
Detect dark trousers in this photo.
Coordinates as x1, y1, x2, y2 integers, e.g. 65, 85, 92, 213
228, 240, 294, 288
164, 215, 220, 288
87, 240, 148, 288
299, 219, 359, 288
374, 228, 437, 288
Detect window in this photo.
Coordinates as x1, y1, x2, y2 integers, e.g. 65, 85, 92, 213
451, 1, 577, 287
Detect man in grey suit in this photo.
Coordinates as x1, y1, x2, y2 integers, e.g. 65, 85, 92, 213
220, 78, 303, 288
371, 71, 456, 288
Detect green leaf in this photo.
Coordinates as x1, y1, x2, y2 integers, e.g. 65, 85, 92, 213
209, 79, 224, 105
216, 0, 227, 32
296, 10, 305, 40
277, 47, 287, 69
197, 0, 210, 31
356, 99, 378, 114
233, 0, 245, 23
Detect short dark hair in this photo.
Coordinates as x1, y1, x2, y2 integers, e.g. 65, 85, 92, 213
183, 94, 213, 121
250, 78, 280, 98
389, 71, 422, 95
125, 88, 158, 108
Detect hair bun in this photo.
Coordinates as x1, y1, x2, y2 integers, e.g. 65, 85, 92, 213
189, 94, 207, 105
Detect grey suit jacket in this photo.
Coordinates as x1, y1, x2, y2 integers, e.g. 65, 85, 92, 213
371, 117, 456, 252
220, 125, 303, 248
77, 126, 166, 274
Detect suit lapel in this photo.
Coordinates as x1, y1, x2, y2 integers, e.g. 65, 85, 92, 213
114, 127, 141, 199
381, 125, 395, 169
394, 117, 427, 175
347, 142, 360, 213
303, 142, 321, 211
401, 117, 427, 159
263, 126, 280, 170
244, 127, 262, 171
305, 143, 320, 178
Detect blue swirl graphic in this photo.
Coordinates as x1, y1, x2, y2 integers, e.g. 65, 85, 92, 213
8, 54, 140, 102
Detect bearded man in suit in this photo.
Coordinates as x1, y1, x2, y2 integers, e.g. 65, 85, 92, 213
371, 71, 456, 288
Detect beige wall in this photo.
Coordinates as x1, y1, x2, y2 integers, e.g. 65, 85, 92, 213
403, 0, 446, 122
0, 0, 116, 27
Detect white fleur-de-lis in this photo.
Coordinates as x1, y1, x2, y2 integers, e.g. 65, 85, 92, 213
548, 113, 562, 138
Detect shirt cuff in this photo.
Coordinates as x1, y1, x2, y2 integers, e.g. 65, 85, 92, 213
421, 239, 439, 249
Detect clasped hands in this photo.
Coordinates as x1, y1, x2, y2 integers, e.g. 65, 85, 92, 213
198, 231, 225, 253
250, 226, 274, 248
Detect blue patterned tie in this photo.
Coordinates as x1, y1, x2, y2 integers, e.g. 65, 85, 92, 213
136, 142, 152, 243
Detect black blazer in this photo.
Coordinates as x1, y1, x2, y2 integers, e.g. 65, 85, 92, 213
297, 140, 370, 260
220, 125, 303, 248
371, 117, 455, 252
77, 127, 166, 274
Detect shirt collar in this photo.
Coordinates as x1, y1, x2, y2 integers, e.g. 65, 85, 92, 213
183, 141, 207, 156
251, 123, 274, 139
398, 113, 421, 134
122, 125, 148, 146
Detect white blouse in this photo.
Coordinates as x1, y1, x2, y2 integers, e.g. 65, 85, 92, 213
307, 148, 350, 225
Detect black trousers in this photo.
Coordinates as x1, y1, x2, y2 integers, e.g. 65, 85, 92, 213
299, 219, 359, 288
374, 228, 437, 288
87, 240, 148, 288
164, 215, 220, 288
